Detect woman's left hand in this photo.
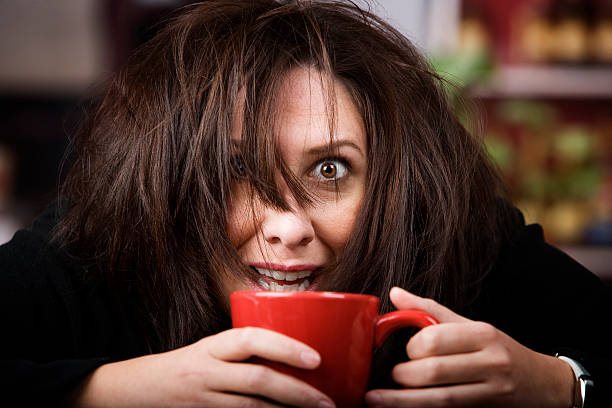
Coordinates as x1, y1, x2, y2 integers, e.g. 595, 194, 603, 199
365, 287, 575, 407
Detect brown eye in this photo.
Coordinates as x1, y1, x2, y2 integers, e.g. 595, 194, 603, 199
313, 159, 347, 181
321, 162, 337, 178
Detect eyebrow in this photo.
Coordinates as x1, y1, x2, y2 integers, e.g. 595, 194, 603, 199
306, 140, 365, 157
230, 139, 365, 157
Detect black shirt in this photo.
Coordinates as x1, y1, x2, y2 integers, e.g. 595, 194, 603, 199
2, 203, 612, 406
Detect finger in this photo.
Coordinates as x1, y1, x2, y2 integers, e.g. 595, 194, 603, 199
406, 321, 493, 359
365, 382, 494, 408
208, 361, 335, 408
206, 327, 321, 369
389, 287, 469, 324
391, 351, 489, 387
199, 391, 284, 408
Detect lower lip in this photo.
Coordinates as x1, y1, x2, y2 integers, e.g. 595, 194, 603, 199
248, 274, 322, 291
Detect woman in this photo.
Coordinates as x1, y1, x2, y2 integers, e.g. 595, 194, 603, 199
2, 0, 610, 406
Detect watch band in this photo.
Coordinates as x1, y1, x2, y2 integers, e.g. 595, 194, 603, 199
556, 354, 594, 408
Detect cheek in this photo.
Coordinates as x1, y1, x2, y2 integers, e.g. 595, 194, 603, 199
226, 185, 257, 248
311, 192, 363, 255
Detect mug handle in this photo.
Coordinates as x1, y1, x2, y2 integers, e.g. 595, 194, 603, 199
374, 310, 438, 348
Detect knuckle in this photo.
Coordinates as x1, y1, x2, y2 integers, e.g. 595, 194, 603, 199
422, 298, 438, 311
418, 329, 441, 355
246, 365, 271, 389
488, 345, 513, 374
238, 398, 264, 408
294, 388, 317, 407
472, 321, 497, 342
497, 376, 517, 398
489, 350, 517, 398
196, 392, 221, 407
195, 334, 216, 351
407, 329, 439, 359
433, 388, 455, 407
236, 327, 258, 349
496, 350, 513, 373
423, 358, 444, 382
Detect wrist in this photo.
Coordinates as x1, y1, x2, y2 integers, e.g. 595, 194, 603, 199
556, 354, 594, 408
535, 353, 575, 408
68, 362, 126, 408
68, 356, 157, 408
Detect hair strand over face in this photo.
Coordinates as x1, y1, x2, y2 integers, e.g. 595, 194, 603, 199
55, 0, 516, 352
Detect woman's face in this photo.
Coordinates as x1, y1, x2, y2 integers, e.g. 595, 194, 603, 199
223, 68, 367, 299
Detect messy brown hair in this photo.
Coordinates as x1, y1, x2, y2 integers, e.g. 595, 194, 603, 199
55, 0, 515, 352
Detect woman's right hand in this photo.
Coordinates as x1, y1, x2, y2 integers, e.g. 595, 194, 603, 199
70, 327, 335, 407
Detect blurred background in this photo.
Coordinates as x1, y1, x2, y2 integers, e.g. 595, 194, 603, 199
0, 0, 611, 279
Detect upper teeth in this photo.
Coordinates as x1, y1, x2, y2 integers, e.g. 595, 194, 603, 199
254, 267, 312, 282
257, 278, 310, 292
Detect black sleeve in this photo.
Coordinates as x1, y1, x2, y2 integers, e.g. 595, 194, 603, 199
474, 223, 612, 406
0, 206, 143, 406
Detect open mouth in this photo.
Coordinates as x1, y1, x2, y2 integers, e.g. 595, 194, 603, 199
250, 266, 320, 291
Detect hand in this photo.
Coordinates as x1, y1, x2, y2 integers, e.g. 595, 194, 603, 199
365, 287, 575, 407
71, 327, 335, 407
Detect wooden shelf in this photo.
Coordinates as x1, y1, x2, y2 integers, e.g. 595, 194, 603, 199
472, 65, 612, 99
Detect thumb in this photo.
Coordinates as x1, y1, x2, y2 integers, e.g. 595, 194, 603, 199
389, 287, 469, 324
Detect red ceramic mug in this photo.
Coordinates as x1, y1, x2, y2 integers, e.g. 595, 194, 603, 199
230, 291, 438, 407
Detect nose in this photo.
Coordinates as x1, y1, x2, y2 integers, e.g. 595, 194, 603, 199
261, 202, 315, 249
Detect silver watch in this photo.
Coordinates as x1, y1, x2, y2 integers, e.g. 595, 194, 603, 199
557, 354, 594, 408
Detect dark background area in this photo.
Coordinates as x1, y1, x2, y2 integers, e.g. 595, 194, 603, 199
0, 0, 191, 223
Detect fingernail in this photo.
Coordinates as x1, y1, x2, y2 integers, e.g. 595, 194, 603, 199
365, 391, 383, 405
390, 287, 402, 297
318, 399, 335, 408
300, 350, 321, 366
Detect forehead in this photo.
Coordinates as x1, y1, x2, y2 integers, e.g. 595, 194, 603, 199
274, 67, 366, 155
